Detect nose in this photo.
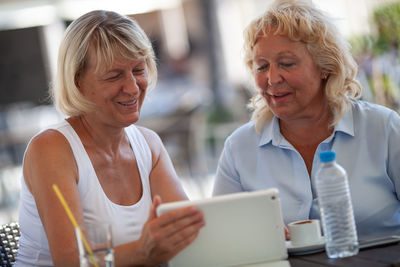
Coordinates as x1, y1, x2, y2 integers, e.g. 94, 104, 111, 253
267, 64, 283, 86
123, 74, 140, 95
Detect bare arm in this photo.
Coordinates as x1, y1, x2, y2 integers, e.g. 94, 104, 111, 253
25, 127, 203, 267
24, 130, 82, 266
110, 126, 204, 266
138, 126, 188, 202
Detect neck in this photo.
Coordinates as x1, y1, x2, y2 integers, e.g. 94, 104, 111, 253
68, 115, 126, 153
279, 104, 333, 146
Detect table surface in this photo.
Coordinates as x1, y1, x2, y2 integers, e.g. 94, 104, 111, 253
289, 242, 400, 267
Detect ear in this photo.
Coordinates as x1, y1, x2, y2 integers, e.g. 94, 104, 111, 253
320, 69, 328, 80
74, 73, 83, 92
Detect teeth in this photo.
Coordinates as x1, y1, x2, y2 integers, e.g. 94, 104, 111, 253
119, 99, 137, 106
268, 92, 287, 97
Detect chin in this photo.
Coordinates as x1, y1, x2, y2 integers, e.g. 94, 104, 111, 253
127, 117, 140, 125
270, 110, 294, 121
118, 116, 140, 127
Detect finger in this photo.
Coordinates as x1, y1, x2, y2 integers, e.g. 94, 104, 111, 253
154, 220, 204, 260
150, 231, 200, 265
171, 230, 199, 254
147, 195, 162, 222
158, 206, 201, 228
284, 226, 290, 240
160, 210, 204, 238
153, 195, 162, 210
169, 220, 205, 247
145, 218, 205, 264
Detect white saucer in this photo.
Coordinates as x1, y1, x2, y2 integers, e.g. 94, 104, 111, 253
286, 237, 326, 255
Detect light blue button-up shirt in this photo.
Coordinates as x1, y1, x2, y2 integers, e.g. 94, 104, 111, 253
213, 100, 400, 238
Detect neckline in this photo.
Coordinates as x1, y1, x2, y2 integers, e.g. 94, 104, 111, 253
64, 119, 145, 208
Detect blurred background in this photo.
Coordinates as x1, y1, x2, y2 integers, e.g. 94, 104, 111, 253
0, 0, 400, 225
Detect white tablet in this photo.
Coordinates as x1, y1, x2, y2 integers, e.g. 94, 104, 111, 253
156, 188, 288, 267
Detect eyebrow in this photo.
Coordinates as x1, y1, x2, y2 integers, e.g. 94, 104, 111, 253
104, 60, 146, 73
276, 51, 297, 57
253, 51, 298, 62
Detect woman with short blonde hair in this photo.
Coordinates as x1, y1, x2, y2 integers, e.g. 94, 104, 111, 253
16, 10, 204, 266
52, 10, 158, 117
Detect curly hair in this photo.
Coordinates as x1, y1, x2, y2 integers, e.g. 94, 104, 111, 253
243, 0, 361, 133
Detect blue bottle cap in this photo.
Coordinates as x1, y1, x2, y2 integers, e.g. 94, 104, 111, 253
319, 151, 336, 163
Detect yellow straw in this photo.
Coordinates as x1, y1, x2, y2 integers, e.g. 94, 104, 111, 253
52, 184, 99, 267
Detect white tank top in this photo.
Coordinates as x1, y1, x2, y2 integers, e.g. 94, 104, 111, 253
15, 120, 153, 267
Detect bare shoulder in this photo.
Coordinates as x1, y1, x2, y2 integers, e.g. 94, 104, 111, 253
27, 129, 72, 156
136, 126, 163, 151
135, 125, 166, 166
136, 126, 185, 201
24, 129, 77, 189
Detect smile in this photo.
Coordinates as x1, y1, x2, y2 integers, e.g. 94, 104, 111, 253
265, 91, 291, 98
118, 99, 137, 106
263, 91, 292, 104
272, 93, 289, 98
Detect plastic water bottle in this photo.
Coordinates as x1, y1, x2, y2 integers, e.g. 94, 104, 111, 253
315, 150, 359, 258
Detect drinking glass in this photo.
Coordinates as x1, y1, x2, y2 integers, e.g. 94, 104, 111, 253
75, 222, 114, 267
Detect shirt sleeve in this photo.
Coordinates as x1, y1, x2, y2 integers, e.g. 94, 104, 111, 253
212, 137, 244, 195
387, 110, 400, 199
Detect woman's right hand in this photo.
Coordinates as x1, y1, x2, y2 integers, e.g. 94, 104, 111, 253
284, 226, 290, 240
136, 195, 205, 266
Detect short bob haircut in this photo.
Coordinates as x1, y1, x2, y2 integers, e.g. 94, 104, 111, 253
243, 0, 361, 133
52, 10, 157, 116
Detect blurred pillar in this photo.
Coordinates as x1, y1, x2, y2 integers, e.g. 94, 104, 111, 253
201, 0, 224, 107
160, 4, 190, 60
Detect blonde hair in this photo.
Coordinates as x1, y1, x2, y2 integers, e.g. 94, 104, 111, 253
52, 10, 157, 116
243, 0, 361, 133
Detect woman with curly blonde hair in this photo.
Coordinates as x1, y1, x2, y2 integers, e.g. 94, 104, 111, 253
213, 0, 400, 239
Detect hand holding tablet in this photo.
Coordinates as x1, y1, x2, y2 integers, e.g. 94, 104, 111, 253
156, 189, 288, 267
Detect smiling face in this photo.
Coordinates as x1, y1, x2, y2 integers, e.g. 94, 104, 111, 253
76, 47, 148, 128
252, 33, 326, 122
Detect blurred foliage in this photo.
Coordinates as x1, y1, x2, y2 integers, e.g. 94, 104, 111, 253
348, 1, 400, 111
372, 1, 400, 54
206, 105, 234, 124
349, 35, 375, 56
350, 1, 400, 56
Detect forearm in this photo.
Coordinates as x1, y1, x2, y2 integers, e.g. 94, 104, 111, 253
52, 250, 80, 267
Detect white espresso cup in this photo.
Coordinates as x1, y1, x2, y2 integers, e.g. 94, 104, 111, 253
288, 219, 322, 246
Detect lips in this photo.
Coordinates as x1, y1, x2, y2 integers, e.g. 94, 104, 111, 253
262, 90, 290, 98
270, 92, 290, 98
117, 99, 137, 106
262, 90, 292, 104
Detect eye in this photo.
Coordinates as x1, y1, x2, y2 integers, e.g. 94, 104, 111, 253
279, 62, 295, 68
133, 62, 147, 75
103, 72, 122, 81
256, 64, 269, 72
133, 68, 145, 74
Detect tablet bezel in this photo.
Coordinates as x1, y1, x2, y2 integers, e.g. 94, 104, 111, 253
156, 188, 288, 267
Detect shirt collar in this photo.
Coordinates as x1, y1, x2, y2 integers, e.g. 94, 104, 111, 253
259, 116, 285, 147
258, 105, 355, 147
333, 104, 355, 137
